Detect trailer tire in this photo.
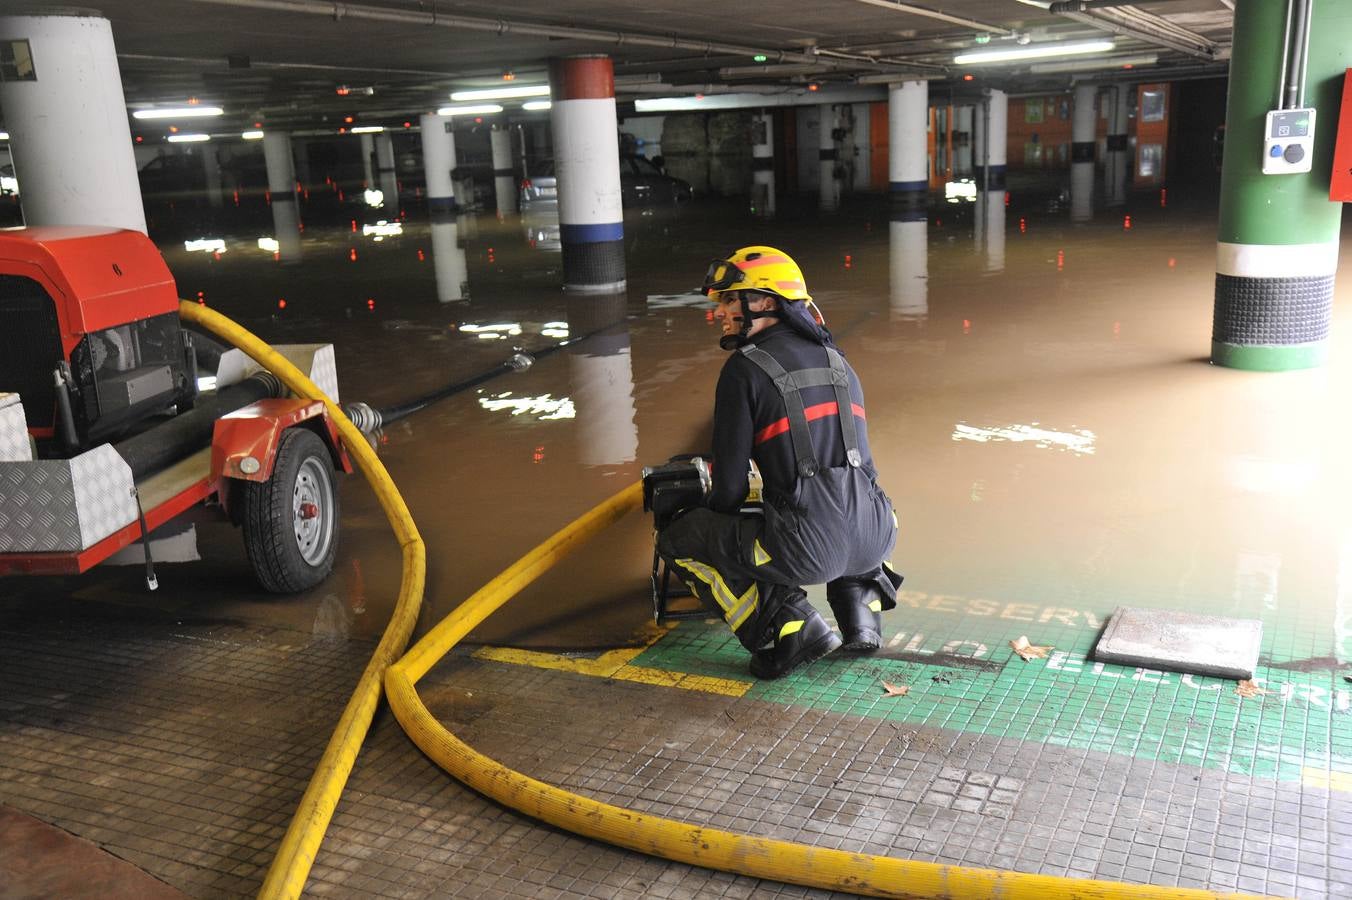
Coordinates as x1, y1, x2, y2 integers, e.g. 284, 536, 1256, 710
241, 427, 339, 593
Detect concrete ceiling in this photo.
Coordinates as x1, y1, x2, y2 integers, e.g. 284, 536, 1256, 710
4, 0, 1234, 135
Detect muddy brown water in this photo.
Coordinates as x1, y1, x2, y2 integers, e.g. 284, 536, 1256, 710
5, 180, 1350, 666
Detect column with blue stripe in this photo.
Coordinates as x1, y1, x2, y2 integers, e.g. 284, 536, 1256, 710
549, 55, 625, 292
420, 113, 457, 215
888, 80, 928, 214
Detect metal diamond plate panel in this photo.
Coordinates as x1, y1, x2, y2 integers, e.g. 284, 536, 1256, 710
212, 345, 339, 402
0, 446, 136, 552
70, 446, 138, 549
0, 393, 32, 462
0, 461, 79, 551
307, 344, 340, 403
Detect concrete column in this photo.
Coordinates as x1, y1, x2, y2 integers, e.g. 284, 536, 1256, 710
1104, 84, 1130, 207
751, 111, 775, 218
975, 89, 1008, 191
1071, 84, 1097, 223
262, 132, 301, 264
491, 127, 517, 217
954, 106, 974, 177
1213, 0, 1350, 370
420, 113, 457, 214
0, 13, 145, 232
201, 145, 223, 209
430, 216, 469, 303
889, 218, 928, 320
359, 133, 375, 187
375, 131, 398, 211
293, 139, 312, 190
975, 189, 1005, 273
889, 80, 929, 212
567, 293, 637, 466
818, 105, 839, 212
550, 55, 625, 292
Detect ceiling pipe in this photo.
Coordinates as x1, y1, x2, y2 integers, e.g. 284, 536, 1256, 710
1049, 0, 1161, 10
848, 0, 1017, 35
176, 0, 939, 74
1051, 5, 1220, 60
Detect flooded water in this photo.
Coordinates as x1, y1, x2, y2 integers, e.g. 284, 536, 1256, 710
7, 174, 1352, 668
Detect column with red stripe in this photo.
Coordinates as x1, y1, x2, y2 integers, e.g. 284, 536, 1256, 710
549, 55, 626, 292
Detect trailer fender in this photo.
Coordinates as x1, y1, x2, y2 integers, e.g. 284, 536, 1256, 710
212, 399, 352, 513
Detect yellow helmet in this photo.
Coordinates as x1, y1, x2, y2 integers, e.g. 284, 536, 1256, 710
702, 246, 812, 303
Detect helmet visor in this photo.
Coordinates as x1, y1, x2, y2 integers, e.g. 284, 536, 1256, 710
702, 258, 744, 296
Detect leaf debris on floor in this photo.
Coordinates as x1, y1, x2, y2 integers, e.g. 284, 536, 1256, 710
1009, 636, 1053, 661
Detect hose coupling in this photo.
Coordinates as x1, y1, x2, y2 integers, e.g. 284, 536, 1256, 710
507, 353, 534, 371
342, 401, 384, 433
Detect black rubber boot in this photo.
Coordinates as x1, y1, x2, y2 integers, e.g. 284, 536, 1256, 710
826, 579, 884, 652
749, 601, 842, 679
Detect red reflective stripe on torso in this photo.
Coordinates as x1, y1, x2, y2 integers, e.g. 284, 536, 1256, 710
754, 402, 866, 445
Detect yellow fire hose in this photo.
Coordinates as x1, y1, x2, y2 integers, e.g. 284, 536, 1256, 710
178, 301, 427, 900
183, 301, 1275, 900
384, 486, 1273, 900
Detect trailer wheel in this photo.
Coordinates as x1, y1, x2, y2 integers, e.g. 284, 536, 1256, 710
241, 428, 339, 593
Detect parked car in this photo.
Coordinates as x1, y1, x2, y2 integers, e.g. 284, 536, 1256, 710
520, 156, 693, 207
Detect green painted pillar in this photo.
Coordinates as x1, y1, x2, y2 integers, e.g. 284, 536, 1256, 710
1213, 0, 1352, 370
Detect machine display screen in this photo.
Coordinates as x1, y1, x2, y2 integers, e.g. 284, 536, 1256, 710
1269, 110, 1311, 139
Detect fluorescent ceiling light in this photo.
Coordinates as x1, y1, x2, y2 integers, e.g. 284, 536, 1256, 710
954, 40, 1113, 65
242, 130, 264, 140
1029, 53, 1156, 74
435, 104, 504, 116
635, 96, 713, 112
0, 131, 8, 140
168, 133, 211, 143
522, 100, 552, 111
133, 106, 224, 120
350, 125, 384, 134
450, 85, 549, 101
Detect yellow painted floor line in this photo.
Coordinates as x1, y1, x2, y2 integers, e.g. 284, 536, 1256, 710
472, 624, 753, 697
1301, 766, 1352, 793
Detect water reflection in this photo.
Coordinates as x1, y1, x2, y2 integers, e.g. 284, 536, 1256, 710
889, 217, 927, 320
567, 292, 638, 467
974, 189, 1005, 272
430, 213, 469, 303
952, 422, 1097, 455
522, 203, 561, 251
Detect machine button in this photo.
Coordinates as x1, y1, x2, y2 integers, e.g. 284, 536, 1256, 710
1283, 144, 1305, 164
1270, 145, 1283, 158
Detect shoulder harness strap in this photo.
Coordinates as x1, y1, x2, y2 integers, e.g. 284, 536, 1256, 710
739, 344, 862, 476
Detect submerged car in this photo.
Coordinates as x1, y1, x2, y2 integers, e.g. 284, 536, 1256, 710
521, 156, 693, 207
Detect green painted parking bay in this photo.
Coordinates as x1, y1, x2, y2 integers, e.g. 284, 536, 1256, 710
631, 588, 1352, 792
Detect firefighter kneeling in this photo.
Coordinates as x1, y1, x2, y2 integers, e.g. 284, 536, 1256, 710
648, 247, 903, 680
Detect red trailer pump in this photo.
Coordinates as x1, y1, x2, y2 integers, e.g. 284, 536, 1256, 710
0, 227, 350, 592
